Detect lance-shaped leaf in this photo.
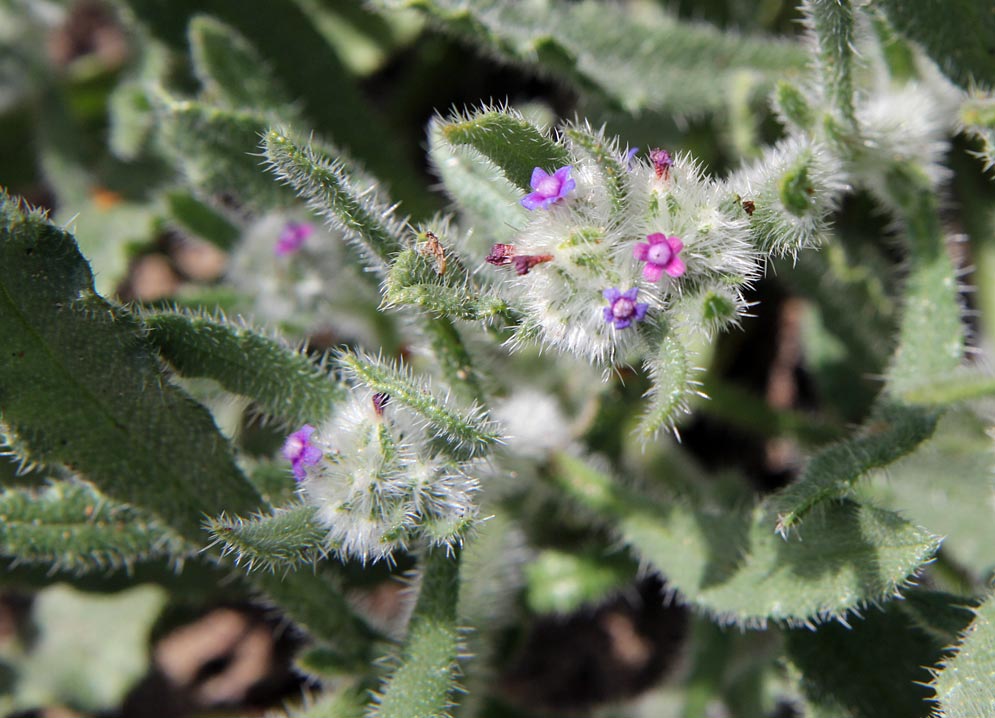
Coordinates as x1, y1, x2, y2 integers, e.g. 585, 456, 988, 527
637, 331, 697, 441
383, 245, 510, 322
436, 106, 569, 191
371, 549, 463, 718
787, 593, 973, 718
152, 90, 292, 208
376, 0, 807, 115
338, 350, 501, 458
885, 166, 965, 398
551, 453, 940, 627
804, 0, 858, 124
264, 128, 408, 271
143, 310, 345, 426
427, 115, 527, 248
188, 15, 294, 111
0, 481, 189, 572
207, 503, 326, 573
0, 195, 263, 542
770, 402, 939, 535
860, 409, 995, 578
164, 190, 240, 251
931, 592, 995, 718
873, 0, 995, 90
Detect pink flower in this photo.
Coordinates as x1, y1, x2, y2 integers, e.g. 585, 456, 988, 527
602, 287, 648, 330
634, 233, 685, 282
521, 166, 576, 210
275, 221, 314, 257
283, 424, 322, 480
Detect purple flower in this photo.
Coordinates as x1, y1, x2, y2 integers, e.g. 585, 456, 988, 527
521, 166, 576, 210
283, 424, 322, 480
275, 221, 314, 257
602, 288, 649, 329
625, 146, 640, 170
650, 148, 673, 180
634, 233, 685, 282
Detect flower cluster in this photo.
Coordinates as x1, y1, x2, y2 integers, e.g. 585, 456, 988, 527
482, 133, 759, 366
284, 390, 480, 563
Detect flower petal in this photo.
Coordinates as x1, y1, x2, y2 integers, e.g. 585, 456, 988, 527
530, 166, 549, 189
603, 287, 621, 302
667, 236, 684, 253
646, 232, 666, 245
622, 287, 639, 301
633, 242, 650, 261
634, 303, 649, 321
665, 256, 686, 277
521, 193, 545, 211
642, 264, 664, 282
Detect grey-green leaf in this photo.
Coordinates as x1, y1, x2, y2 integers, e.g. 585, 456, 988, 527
552, 453, 940, 626
0, 481, 189, 572
0, 194, 263, 542
932, 592, 995, 718
143, 310, 345, 426
208, 504, 326, 573
378, 0, 807, 114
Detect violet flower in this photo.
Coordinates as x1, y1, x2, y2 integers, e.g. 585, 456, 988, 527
633, 233, 686, 281
602, 288, 648, 329
275, 221, 314, 257
521, 166, 576, 210
625, 146, 640, 170
283, 424, 322, 480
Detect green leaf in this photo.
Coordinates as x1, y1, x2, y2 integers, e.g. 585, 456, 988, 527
338, 350, 500, 458
263, 128, 408, 270
188, 14, 294, 111
208, 503, 326, 573
932, 592, 995, 718
377, 0, 807, 114
787, 595, 965, 718
637, 331, 696, 440
372, 549, 463, 718
859, 409, 995, 576
383, 246, 510, 322
0, 481, 188, 571
427, 115, 527, 247
117, 0, 435, 215
165, 190, 240, 250
551, 453, 940, 626
884, 164, 965, 398
437, 107, 569, 191
0, 195, 263, 542
769, 403, 940, 534
805, 0, 857, 123
143, 310, 346, 426
873, 0, 995, 90
524, 548, 634, 615
152, 90, 292, 208
11, 584, 167, 713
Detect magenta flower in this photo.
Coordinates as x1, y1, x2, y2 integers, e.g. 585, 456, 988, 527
275, 221, 314, 257
602, 288, 648, 329
283, 424, 322, 480
634, 233, 685, 282
521, 166, 576, 210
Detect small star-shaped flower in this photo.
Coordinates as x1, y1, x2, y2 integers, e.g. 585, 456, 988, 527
283, 424, 322, 480
634, 233, 685, 282
521, 166, 576, 210
275, 221, 315, 257
602, 287, 649, 329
